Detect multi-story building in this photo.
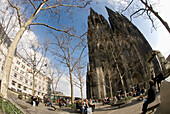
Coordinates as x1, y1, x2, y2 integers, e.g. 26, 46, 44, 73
0, 24, 51, 99
0, 24, 12, 92
8, 53, 51, 98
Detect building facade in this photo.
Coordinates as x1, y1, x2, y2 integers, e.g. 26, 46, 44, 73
86, 8, 161, 99
0, 24, 51, 99
8, 53, 51, 98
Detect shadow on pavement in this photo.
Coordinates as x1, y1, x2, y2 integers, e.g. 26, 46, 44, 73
57, 108, 79, 113
95, 98, 143, 112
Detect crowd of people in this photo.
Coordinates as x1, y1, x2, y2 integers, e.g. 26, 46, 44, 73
31, 94, 40, 106
76, 99, 96, 114
25, 72, 164, 114
43, 95, 56, 110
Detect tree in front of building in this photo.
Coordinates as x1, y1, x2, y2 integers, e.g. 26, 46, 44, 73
1, 0, 92, 99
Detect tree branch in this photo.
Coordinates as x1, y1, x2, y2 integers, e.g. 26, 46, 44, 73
28, 0, 36, 10
41, 2, 90, 10
30, 23, 81, 37
7, 0, 22, 27
121, 0, 134, 13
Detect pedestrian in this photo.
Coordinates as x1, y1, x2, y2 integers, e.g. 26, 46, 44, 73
47, 98, 56, 110
88, 99, 96, 112
156, 72, 164, 91
32, 94, 37, 106
141, 80, 156, 114
36, 96, 40, 106
43, 95, 48, 106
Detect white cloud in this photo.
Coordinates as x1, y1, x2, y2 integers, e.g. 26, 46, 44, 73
56, 75, 86, 98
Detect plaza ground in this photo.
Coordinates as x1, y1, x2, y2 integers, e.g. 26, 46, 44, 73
5, 93, 160, 114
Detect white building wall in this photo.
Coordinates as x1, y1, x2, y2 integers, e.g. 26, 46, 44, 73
7, 53, 50, 99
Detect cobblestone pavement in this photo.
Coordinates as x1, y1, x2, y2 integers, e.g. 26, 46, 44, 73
8, 93, 160, 114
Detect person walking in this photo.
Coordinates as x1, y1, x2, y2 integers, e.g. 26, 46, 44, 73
32, 94, 37, 106
47, 98, 56, 110
141, 80, 156, 114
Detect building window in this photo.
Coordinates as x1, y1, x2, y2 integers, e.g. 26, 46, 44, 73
25, 80, 28, 83
20, 76, 23, 80
21, 65, 25, 69
35, 85, 37, 87
20, 70, 24, 74
38, 92, 40, 95
12, 80, 16, 86
25, 73, 29, 77
24, 87, 26, 90
15, 66, 19, 71
14, 73, 17, 77
22, 60, 26, 63
27, 64, 30, 67
39, 86, 41, 89
18, 84, 21, 88
43, 88, 44, 91
16, 60, 20, 65
30, 82, 32, 86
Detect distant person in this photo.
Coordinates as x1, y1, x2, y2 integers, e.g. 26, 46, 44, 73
113, 96, 118, 104
47, 98, 56, 110
88, 99, 96, 112
156, 72, 164, 91
32, 94, 37, 106
136, 84, 141, 96
43, 95, 48, 106
141, 80, 156, 114
36, 96, 40, 106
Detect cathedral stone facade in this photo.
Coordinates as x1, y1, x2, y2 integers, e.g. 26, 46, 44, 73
86, 7, 160, 99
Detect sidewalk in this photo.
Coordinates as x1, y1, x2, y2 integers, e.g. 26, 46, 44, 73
26, 103, 72, 114
8, 93, 160, 114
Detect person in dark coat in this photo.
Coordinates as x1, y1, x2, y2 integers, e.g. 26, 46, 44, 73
43, 95, 48, 106
141, 80, 156, 114
36, 96, 40, 106
156, 72, 164, 91
47, 98, 56, 110
32, 94, 37, 106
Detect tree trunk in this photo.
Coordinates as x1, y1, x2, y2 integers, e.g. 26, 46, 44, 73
1, 1, 46, 99
32, 73, 35, 96
1, 27, 26, 99
113, 55, 127, 98
109, 76, 113, 100
69, 70, 74, 104
52, 80, 57, 102
80, 78, 83, 102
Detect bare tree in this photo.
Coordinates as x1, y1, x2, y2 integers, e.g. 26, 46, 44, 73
47, 63, 63, 102
122, 0, 170, 33
0, 4, 18, 44
106, 39, 128, 98
1, 0, 92, 99
50, 32, 87, 104
19, 38, 49, 95
73, 62, 86, 101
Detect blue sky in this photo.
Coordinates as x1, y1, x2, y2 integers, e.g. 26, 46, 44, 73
0, 0, 169, 98
30, 0, 170, 97
90, 0, 170, 58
